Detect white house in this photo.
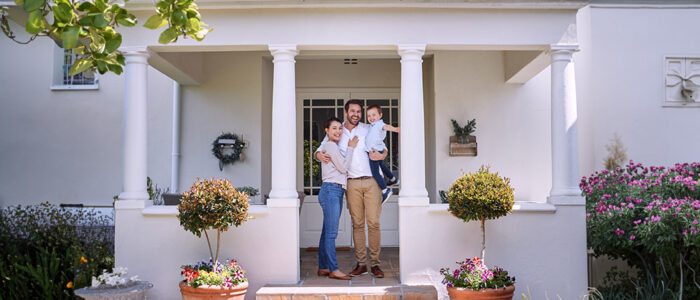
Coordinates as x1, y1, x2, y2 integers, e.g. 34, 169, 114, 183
1, 0, 699, 299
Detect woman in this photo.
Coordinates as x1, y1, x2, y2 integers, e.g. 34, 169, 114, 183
317, 117, 358, 280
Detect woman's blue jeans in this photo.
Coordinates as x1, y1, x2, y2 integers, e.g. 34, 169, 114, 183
318, 182, 345, 272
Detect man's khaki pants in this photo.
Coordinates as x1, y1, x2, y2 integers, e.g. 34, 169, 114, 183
346, 177, 382, 267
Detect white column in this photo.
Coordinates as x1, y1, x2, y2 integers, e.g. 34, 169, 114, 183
397, 44, 429, 205
549, 44, 581, 203
171, 81, 181, 193
268, 45, 299, 206
118, 48, 150, 204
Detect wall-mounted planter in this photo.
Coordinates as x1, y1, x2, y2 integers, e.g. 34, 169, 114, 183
163, 193, 183, 206
449, 136, 477, 156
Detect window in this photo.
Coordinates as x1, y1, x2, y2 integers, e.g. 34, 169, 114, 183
301, 95, 400, 195
52, 48, 98, 90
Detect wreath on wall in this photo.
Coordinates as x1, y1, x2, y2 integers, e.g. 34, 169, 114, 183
212, 132, 246, 171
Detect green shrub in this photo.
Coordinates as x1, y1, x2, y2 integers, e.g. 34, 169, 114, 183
0, 203, 114, 299
446, 166, 514, 263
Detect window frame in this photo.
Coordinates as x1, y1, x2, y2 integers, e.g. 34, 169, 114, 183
51, 46, 99, 91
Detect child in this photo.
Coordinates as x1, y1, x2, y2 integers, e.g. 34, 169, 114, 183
365, 105, 400, 204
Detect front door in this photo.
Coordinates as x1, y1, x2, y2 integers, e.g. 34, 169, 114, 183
297, 90, 400, 247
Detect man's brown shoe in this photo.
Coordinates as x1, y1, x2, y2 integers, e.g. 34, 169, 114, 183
371, 266, 384, 278
349, 264, 368, 276
317, 269, 330, 276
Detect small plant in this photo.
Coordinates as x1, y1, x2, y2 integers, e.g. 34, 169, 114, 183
603, 133, 627, 171
446, 166, 514, 263
181, 258, 246, 288
178, 178, 250, 287
440, 257, 514, 290
237, 186, 259, 197
451, 119, 476, 143
91, 266, 139, 288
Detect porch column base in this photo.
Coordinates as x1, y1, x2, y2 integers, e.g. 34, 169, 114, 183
114, 199, 150, 210
548, 195, 585, 206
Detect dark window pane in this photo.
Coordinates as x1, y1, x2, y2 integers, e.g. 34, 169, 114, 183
304, 99, 310, 106
304, 108, 310, 140
391, 108, 398, 125
312, 99, 335, 106
391, 99, 398, 106
337, 108, 343, 119
304, 188, 311, 196
337, 99, 344, 106
366, 99, 390, 107
312, 188, 320, 196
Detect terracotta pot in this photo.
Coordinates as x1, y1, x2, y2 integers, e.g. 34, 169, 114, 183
447, 285, 515, 300
179, 281, 248, 300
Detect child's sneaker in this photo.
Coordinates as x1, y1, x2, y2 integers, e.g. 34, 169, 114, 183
386, 177, 400, 186
381, 189, 393, 205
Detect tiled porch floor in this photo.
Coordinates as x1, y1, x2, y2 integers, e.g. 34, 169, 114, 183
300, 247, 400, 287
256, 247, 437, 300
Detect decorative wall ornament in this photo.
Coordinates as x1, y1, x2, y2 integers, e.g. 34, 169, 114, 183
665, 56, 700, 106
212, 132, 246, 171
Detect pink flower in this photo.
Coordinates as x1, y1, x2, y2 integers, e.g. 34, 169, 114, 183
630, 235, 635, 240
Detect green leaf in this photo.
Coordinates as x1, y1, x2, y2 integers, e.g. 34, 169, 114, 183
186, 17, 199, 31
193, 27, 211, 41
79, 16, 94, 26
186, 9, 200, 20
93, 13, 108, 28
25, 10, 47, 34
52, 3, 73, 24
88, 30, 106, 53
158, 27, 178, 44
96, 60, 107, 74
77, 2, 95, 12
95, 0, 107, 12
172, 10, 186, 26
104, 33, 121, 53
116, 14, 137, 27
69, 58, 93, 76
107, 63, 123, 74
116, 54, 125, 65
23, 0, 44, 12
143, 14, 167, 29
62, 25, 80, 49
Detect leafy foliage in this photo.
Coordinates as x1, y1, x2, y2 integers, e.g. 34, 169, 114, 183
0, 203, 114, 299
581, 161, 700, 298
1, 0, 210, 76
178, 178, 250, 279
446, 166, 514, 222
451, 119, 476, 137
304, 138, 321, 181
179, 178, 250, 237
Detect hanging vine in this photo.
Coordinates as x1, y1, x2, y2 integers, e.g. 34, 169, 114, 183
0, 0, 211, 76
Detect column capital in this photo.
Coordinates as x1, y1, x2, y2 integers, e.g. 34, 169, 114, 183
121, 47, 150, 64
269, 44, 298, 62
397, 44, 426, 59
549, 44, 579, 62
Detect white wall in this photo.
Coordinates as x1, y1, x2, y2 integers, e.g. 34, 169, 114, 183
115, 205, 299, 300
432, 51, 552, 203
177, 51, 267, 193
0, 23, 173, 207
400, 204, 588, 299
577, 6, 700, 177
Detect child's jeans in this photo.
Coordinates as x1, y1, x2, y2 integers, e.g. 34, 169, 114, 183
369, 151, 395, 191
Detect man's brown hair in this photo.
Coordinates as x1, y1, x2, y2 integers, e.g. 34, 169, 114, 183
344, 99, 363, 111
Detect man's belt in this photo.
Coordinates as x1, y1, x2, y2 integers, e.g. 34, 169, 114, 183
349, 176, 372, 180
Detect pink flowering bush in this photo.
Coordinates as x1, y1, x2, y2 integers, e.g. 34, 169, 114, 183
581, 161, 700, 297
440, 257, 514, 290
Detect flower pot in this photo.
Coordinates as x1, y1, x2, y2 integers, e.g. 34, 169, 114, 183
179, 281, 248, 300
74, 281, 153, 300
447, 285, 515, 300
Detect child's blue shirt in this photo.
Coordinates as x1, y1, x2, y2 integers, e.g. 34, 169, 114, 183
365, 120, 387, 152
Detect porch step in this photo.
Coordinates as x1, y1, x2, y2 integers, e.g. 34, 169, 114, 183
256, 285, 437, 300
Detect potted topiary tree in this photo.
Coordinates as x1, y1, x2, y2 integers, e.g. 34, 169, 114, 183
441, 166, 516, 299
177, 178, 250, 300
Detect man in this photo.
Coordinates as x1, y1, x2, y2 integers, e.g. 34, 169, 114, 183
316, 99, 388, 278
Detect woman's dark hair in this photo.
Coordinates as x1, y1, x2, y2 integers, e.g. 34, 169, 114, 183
323, 117, 343, 129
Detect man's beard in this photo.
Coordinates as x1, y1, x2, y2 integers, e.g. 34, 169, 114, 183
348, 116, 360, 125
